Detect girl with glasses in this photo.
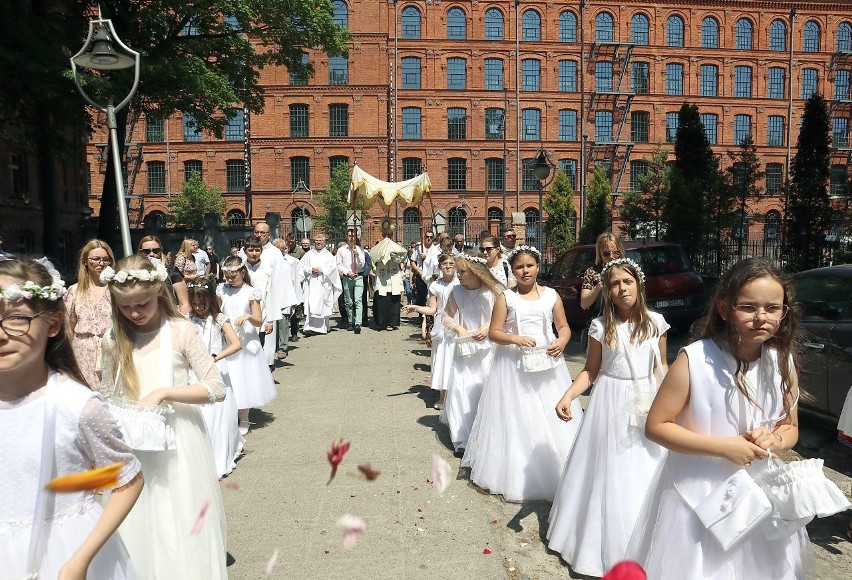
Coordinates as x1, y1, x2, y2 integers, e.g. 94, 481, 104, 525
0, 258, 143, 579
580, 232, 626, 311
480, 236, 517, 290
137, 236, 192, 314
64, 239, 116, 389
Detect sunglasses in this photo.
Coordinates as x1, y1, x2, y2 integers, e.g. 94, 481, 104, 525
479, 247, 496, 253
601, 250, 620, 258
140, 248, 162, 255
504, 234, 516, 239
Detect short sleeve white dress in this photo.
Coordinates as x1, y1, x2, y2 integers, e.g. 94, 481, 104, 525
0, 372, 141, 580
546, 312, 669, 577
461, 286, 583, 501
427, 277, 459, 392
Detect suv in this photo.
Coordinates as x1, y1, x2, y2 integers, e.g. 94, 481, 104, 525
540, 242, 706, 330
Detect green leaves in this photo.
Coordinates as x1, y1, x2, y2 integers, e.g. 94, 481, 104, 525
168, 173, 228, 229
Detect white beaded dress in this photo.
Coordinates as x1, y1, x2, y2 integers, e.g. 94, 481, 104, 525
101, 316, 228, 580
547, 312, 669, 577
0, 371, 141, 580
190, 313, 244, 477
461, 287, 583, 502
217, 282, 276, 409
427, 277, 458, 392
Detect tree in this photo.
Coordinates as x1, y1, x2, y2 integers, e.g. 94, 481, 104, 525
725, 136, 764, 258
314, 162, 350, 241
579, 166, 611, 244
619, 145, 670, 241
75, 2, 351, 248
786, 94, 833, 270
168, 173, 227, 229
542, 169, 576, 255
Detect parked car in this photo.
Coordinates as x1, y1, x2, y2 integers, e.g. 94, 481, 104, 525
792, 264, 852, 420
540, 241, 706, 330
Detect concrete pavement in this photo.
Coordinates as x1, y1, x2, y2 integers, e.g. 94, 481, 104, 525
223, 315, 852, 579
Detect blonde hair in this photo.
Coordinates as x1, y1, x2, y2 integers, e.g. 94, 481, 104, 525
106, 254, 182, 399
594, 232, 626, 266
600, 262, 656, 348
456, 251, 504, 296
177, 239, 194, 258
75, 239, 115, 295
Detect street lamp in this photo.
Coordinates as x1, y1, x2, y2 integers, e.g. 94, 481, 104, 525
292, 180, 314, 239
533, 149, 554, 250
70, 9, 140, 258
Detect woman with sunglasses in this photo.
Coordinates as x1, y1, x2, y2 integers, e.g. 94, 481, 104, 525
137, 235, 192, 314
481, 236, 516, 290
64, 239, 116, 389
580, 233, 626, 311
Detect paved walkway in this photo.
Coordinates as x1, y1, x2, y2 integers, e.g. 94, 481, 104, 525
223, 315, 852, 579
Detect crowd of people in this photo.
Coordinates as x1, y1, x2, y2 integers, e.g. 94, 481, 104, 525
0, 220, 849, 579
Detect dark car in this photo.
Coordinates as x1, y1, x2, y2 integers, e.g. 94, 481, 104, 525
792, 264, 852, 420
540, 241, 706, 330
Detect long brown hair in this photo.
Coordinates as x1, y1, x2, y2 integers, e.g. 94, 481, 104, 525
222, 255, 252, 286
600, 262, 657, 347
188, 285, 221, 318
106, 254, 182, 399
75, 239, 115, 295
594, 232, 626, 266
0, 258, 86, 386
695, 258, 802, 417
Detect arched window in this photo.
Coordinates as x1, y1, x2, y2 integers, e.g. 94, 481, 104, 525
631, 14, 649, 45
803, 21, 820, 52
226, 210, 246, 228
701, 17, 719, 48
448, 207, 467, 238
144, 210, 167, 229
484, 8, 503, 40
667, 15, 684, 47
446, 7, 466, 39
488, 207, 504, 232
764, 210, 781, 242
401, 6, 421, 39
769, 19, 786, 51
559, 11, 577, 43
596, 12, 614, 42
402, 207, 421, 246
522, 10, 541, 41
838, 22, 852, 52
291, 207, 312, 239
331, 1, 348, 29
524, 208, 541, 247
736, 18, 753, 49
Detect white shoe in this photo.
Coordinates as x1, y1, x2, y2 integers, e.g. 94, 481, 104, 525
239, 421, 251, 436
434, 402, 444, 410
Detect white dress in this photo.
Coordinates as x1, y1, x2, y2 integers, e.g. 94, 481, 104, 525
217, 283, 276, 409
101, 317, 228, 580
627, 340, 810, 579
0, 372, 140, 580
428, 277, 459, 392
461, 287, 584, 502
440, 285, 496, 451
547, 312, 669, 577
190, 313, 244, 477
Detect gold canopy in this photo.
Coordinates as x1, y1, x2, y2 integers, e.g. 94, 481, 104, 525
348, 165, 431, 211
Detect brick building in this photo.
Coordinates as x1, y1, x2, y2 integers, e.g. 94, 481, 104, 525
86, 0, 852, 250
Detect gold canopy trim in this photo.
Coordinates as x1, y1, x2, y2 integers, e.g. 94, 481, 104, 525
349, 165, 432, 210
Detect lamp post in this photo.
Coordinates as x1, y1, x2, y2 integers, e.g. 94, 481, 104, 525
292, 179, 314, 239
532, 149, 554, 250
70, 10, 140, 258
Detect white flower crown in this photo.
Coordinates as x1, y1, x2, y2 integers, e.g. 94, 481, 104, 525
1, 280, 67, 302
507, 245, 542, 262
459, 255, 487, 266
601, 257, 646, 283
221, 260, 248, 272
100, 263, 169, 285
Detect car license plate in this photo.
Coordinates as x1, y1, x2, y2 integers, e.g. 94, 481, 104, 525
656, 298, 684, 308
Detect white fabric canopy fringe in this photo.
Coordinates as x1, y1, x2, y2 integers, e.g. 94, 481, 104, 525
348, 165, 431, 211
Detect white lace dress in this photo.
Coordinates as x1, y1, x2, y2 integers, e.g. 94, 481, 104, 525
547, 313, 669, 577
190, 313, 244, 478
217, 283, 276, 409
461, 287, 583, 502
101, 317, 228, 580
0, 372, 141, 580
427, 278, 459, 392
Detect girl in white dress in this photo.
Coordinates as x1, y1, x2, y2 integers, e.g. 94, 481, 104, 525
0, 258, 142, 580
188, 285, 244, 478
218, 256, 276, 435
403, 254, 458, 410
547, 257, 669, 577
461, 246, 583, 502
100, 255, 228, 580
628, 258, 810, 579
440, 252, 502, 452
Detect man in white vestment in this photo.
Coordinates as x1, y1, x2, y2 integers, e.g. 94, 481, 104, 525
273, 238, 304, 358
299, 233, 342, 335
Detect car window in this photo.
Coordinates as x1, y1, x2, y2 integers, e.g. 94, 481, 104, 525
629, 246, 693, 275
549, 250, 576, 280
795, 275, 852, 322
568, 249, 597, 278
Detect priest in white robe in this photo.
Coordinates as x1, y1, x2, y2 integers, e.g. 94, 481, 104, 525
299, 233, 342, 335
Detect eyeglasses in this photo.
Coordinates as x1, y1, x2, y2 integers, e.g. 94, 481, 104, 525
732, 304, 789, 320
601, 250, 621, 258
479, 247, 496, 253
503, 234, 516, 239
0, 311, 48, 337
140, 248, 162, 256
87, 256, 112, 264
